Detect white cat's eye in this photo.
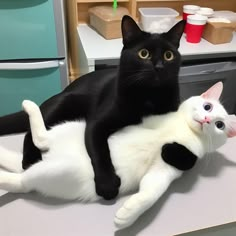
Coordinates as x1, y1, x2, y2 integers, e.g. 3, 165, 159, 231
164, 50, 174, 61
215, 121, 225, 130
138, 49, 151, 59
203, 102, 213, 112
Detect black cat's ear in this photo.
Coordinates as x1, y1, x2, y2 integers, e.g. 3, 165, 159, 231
121, 15, 143, 46
163, 20, 186, 49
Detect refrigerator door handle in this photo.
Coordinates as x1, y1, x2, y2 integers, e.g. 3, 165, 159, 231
0, 61, 61, 70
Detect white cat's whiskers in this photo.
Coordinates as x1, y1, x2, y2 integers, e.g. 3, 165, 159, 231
203, 134, 213, 170
227, 121, 236, 133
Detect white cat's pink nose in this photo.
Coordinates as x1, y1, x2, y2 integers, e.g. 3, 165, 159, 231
203, 116, 211, 124
199, 116, 211, 125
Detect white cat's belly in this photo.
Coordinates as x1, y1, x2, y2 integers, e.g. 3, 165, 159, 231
39, 116, 193, 200
38, 122, 98, 201
39, 121, 143, 201
109, 127, 163, 193
35, 118, 202, 201
41, 122, 156, 198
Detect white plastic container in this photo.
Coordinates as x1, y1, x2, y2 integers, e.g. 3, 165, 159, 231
183, 5, 200, 14
196, 7, 214, 17
139, 8, 179, 33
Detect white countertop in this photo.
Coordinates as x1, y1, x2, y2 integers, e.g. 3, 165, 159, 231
0, 133, 236, 236
78, 24, 236, 61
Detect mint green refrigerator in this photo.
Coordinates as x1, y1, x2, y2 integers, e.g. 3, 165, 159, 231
0, 0, 68, 115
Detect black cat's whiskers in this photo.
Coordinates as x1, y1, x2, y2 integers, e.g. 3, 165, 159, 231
123, 71, 153, 86
122, 68, 154, 74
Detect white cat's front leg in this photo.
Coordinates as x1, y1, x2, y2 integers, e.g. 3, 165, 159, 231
114, 162, 182, 229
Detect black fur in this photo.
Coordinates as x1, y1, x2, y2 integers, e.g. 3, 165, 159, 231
0, 16, 186, 200
161, 142, 198, 171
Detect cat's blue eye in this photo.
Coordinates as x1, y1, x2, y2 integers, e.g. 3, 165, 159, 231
203, 102, 212, 112
215, 121, 225, 130
138, 49, 151, 59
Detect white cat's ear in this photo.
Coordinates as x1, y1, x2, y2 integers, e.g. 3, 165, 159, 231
226, 115, 236, 138
201, 82, 223, 100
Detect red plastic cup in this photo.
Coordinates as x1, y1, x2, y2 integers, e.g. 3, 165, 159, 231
183, 5, 200, 32
183, 5, 200, 20
183, 12, 192, 20
185, 14, 208, 43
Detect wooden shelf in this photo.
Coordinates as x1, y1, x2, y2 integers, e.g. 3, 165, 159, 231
65, 0, 236, 81
77, 0, 128, 3
136, 0, 187, 1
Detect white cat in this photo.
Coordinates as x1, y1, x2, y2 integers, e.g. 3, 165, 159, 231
0, 82, 235, 229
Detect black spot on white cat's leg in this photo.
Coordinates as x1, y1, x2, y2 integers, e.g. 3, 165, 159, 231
22, 132, 44, 170
161, 142, 198, 171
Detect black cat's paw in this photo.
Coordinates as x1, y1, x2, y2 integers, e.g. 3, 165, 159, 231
95, 173, 121, 200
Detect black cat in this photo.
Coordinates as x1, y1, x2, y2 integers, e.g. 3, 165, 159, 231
0, 16, 185, 200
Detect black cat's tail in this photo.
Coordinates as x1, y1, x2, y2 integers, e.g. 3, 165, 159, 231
0, 111, 29, 135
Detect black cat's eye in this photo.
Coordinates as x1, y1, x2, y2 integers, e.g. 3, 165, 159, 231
203, 102, 213, 112
215, 121, 225, 130
164, 50, 174, 61
138, 49, 151, 59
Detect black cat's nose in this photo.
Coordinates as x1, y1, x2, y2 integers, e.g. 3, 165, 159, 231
155, 61, 164, 69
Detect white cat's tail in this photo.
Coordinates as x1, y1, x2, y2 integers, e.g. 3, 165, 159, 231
22, 100, 49, 151
0, 146, 23, 173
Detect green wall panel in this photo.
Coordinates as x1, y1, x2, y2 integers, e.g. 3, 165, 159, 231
0, 68, 61, 115
0, 0, 58, 60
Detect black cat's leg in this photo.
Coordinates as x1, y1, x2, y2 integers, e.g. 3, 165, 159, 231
85, 123, 121, 200
161, 142, 198, 171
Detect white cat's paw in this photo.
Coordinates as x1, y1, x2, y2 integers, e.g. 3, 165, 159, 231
114, 196, 141, 229
114, 206, 139, 229
22, 100, 39, 115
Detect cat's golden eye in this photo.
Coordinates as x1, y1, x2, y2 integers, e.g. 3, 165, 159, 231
138, 49, 151, 59
164, 50, 174, 61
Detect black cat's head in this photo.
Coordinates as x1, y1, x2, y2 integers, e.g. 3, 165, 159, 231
119, 15, 185, 91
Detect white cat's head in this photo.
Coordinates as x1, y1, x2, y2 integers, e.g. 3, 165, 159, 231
179, 82, 236, 151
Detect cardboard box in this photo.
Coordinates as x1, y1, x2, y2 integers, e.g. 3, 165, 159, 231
202, 22, 236, 44
89, 6, 129, 39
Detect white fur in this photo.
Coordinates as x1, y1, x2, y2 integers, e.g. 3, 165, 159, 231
0, 83, 235, 229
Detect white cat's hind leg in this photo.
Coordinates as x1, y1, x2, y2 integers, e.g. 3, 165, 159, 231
0, 146, 23, 173
21, 160, 95, 201
0, 159, 89, 199
0, 171, 28, 193
22, 100, 49, 151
